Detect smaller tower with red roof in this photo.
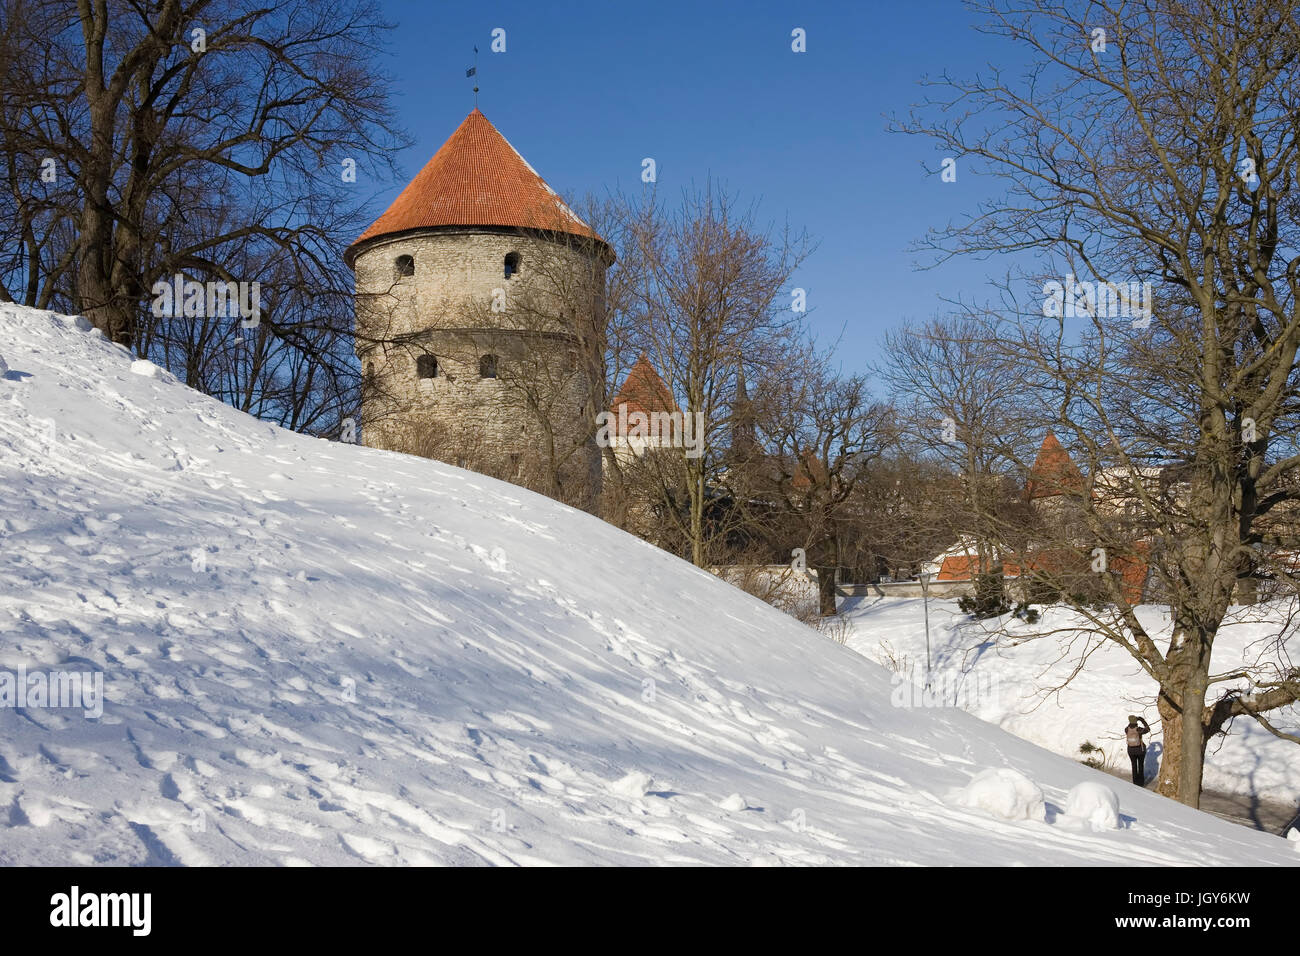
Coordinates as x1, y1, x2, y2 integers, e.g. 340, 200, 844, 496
1026, 432, 1088, 534
603, 355, 682, 462
1026, 432, 1086, 501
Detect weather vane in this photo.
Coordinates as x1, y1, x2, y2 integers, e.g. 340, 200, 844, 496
466, 45, 479, 108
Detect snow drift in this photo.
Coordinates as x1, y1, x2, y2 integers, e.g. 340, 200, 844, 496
0, 304, 1296, 865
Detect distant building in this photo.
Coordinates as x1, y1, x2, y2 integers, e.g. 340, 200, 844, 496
928, 432, 1151, 604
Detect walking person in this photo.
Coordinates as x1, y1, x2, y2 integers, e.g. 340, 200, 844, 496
1125, 714, 1151, 786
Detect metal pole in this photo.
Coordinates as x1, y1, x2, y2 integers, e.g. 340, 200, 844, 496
922, 575, 932, 689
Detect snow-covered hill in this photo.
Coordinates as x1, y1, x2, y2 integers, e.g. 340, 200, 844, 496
0, 305, 1295, 865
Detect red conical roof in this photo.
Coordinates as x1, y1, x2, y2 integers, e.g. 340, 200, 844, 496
610, 355, 680, 435
345, 109, 603, 267
1026, 432, 1086, 499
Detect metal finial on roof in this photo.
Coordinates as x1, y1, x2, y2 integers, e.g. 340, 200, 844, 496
465, 45, 479, 108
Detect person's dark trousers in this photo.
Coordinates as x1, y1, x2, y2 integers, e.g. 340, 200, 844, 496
1129, 749, 1146, 785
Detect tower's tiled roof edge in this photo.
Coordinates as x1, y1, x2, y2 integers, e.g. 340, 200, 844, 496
345, 109, 606, 267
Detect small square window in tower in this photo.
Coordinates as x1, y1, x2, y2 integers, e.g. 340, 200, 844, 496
416, 354, 438, 379
503, 252, 520, 280
479, 354, 498, 379
395, 254, 415, 278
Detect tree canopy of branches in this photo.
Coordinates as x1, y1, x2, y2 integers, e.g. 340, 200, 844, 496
0, 0, 407, 434
881, 315, 1037, 574
749, 350, 895, 615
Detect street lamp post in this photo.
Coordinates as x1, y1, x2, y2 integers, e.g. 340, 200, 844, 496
920, 571, 934, 689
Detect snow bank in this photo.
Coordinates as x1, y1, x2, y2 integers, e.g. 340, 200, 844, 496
610, 772, 654, 799
955, 768, 1046, 822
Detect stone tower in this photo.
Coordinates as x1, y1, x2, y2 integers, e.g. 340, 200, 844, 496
344, 109, 611, 512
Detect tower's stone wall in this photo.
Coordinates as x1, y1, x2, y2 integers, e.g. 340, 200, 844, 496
353, 228, 605, 511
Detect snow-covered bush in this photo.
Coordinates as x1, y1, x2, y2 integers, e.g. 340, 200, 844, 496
611, 771, 653, 799
130, 359, 165, 379
719, 793, 749, 812
955, 767, 1045, 821
1011, 601, 1040, 624
1063, 781, 1120, 830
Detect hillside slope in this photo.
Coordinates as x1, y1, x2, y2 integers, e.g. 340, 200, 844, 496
0, 305, 1295, 865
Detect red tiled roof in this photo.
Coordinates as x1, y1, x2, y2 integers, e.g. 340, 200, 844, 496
609, 355, 680, 436
1027, 432, 1086, 499
937, 543, 1149, 604
938, 554, 1025, 581
345, 109, 604, 266
790, 450, 827, 492
937, 555, 977, 580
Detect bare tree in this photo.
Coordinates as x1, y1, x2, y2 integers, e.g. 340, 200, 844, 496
850, 453, 967, 582
897, 0, 1300, 806
751, 352, 896, 615
881, 315, 1036, 585
620, 182, 813, 566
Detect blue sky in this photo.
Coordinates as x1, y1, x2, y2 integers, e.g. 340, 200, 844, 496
367, 0, 1028, 376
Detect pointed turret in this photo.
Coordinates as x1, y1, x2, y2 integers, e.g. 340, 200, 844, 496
1026, 432, 1085, 499
345, 109, 607, 267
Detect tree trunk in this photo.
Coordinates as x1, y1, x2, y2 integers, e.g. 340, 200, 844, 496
1154, 691, 1182, 799
1154, 678, 1210, 808
1234, 575, 1258, 606
815, 565, 837, 616
1177, 676, 1209, 808
690, 467, 704, 566
76, 170, 126, 343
